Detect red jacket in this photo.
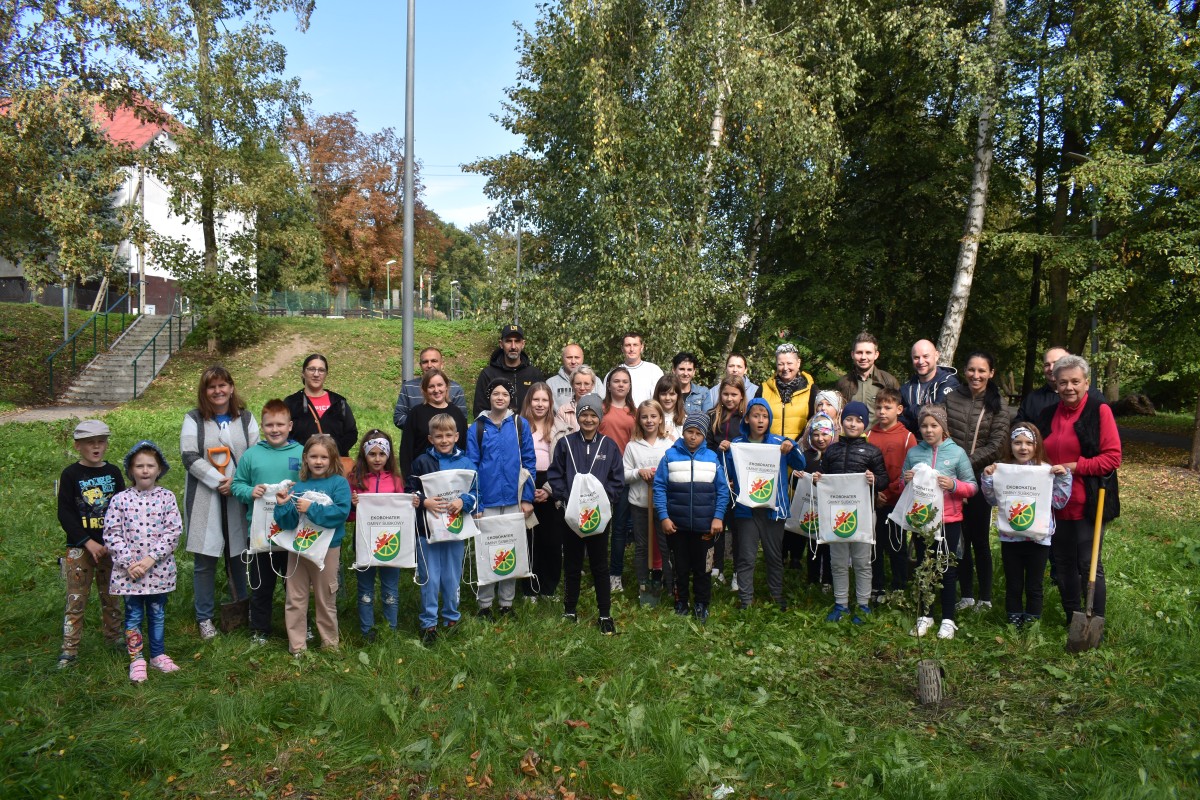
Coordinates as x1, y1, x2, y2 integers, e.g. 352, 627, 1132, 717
868, 423, 916, 507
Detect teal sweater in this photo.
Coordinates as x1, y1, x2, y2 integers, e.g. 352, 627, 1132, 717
273, 474, 353, 547
231, 440, 304, 522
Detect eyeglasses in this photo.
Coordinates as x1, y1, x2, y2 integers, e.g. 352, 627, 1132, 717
305, 367, 327, 374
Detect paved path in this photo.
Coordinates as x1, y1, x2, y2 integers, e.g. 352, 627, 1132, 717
1118, 425, 1190, 450
0, 403, 119, 425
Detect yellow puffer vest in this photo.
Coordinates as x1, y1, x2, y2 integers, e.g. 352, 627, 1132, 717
759, 372, 814, 441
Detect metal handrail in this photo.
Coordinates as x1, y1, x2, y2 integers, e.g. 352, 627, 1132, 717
131, 303, 193, 399
45, 292, 133, 397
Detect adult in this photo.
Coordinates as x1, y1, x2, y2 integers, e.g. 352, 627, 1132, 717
835, 332, 899, 426
392, 347, 468, 429
181, 364, 257, 640
285, 354, 359, 457
708, 352, 758, 408
1037, 355, 1121, 628
755, 343, 815, 441
547, 344, 604, 409
943, 351, 1010, 613
398, 369, 469, 476
606, 332, 663, 407
1015, 345, 1070, 424
552, 365, 598, 443
673, 351, 713, 415
473, 324, 545, 416
899, 339, 960, 433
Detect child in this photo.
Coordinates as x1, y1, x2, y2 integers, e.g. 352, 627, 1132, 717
797, 413, 837, 587
981, 425, 1071, 627
548, 394, 623, 632
56, 419, 125, 669
902, 404, 977, 640
729, 398, 806, 610
467, 378, 536, 618
653, 412, 730, 621
868, 388, 914, 600
231, 398, 303, 644
408, 413, 479, 645
813, 401, 888, 623
274, 434, 352, 654
653, 374, 686, 440
600, 367, 636, 593
349, 429, 402, 642
707, 376, 746, 587
814, 390, 846, 435
522, 383, 565, 600
103, 441, 183, 682
624, 399, 674, 603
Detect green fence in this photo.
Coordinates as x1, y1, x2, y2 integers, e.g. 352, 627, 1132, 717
258, 290, 446, 320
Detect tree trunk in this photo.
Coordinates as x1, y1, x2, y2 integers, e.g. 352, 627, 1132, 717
686, 0, 728, 265
192, 0, 219, 353
938, 0, 1006, 365
1022, 1, 1054, 396
1191, 391, 1200, 471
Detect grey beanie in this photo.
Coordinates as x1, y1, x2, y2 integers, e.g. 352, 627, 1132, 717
918, 404, 949, 437
576, 393, 604, 423
682, 412, 709, 434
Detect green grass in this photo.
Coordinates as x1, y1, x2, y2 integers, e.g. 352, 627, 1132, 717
1116, 412, 1194, 439
0, 303, 138, 406
2, 318, 1198, 799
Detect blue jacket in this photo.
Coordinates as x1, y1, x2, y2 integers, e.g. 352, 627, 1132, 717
729, 398, 806, 521
547, 432, 624, 505
407, 445, 480, 537
466, 411, 536, 509
683, 387, 713, 416
653, 436, 729, 531
273, 474, 352, 547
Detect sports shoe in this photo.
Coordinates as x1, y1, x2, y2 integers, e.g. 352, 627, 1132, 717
610, 575, 623, 593
251, 632, 269, 646
497, 606, 514, 618
475, 607, 493, 619
955, 597, 976, 611
562, 611, 578, 623
852, 604, 872, 625
937, 619, 958, 640
129, 658, 148, 683
56, 653, 77, 670
362, 629, 377, 644
776, 597, 789, 612
910, 616, 935, 637
527, 595, 539, 604
711, 569, 726, 584
198, 619, 218, 640
598, 617, 616, 635
420, 627, 438, 647
821, 583, 833, 594
730, 575, 739, 593
674, 600, 689, 616
693, 603, 709, 623
975, 600, 992, 612
1022, 613, 1040, 626
306, 626, 314, 641
150, 654, 180, 673
1007, 613, 1023, 627
825, 604, 851, 623
871, 590, 887, 605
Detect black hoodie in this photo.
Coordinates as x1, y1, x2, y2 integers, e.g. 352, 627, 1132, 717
472, 348, 546, 415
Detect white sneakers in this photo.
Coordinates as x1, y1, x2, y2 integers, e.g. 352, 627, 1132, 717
198, 619, 218, 640
910, 616, 934, 637
910, 617, 958, 639
610, 576, 623, 593
955, 597, 976, 611
730, 575, 739, 593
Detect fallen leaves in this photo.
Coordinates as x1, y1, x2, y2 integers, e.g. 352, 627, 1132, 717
564, 719, 590, 729
519, 748, 541, 777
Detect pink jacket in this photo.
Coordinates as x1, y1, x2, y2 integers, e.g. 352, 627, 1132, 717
103, 486, 183, 595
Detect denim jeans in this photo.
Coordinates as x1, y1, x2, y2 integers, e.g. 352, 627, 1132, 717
417, 537, 466, 629
357, 566, 401, 634
193, 552, 248, 623
607, 486, 632, 578
124, 594, 168, 660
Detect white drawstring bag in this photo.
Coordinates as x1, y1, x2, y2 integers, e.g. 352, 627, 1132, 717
784, 473, 819, 538
992, 463, 1055, 539
354, 493, 418, 569
270, 491, 337, 569
730, 442, 782, 509
887, 463, 944, 539
816, 472, 875, 544
247, 480, 293, 554
473, 512, 532, 585
563, 438, 612, 536
418, 469, 480, 543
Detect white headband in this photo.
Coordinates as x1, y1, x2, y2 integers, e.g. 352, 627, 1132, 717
364, 437, 392, 457
1010, 426, 1036, 442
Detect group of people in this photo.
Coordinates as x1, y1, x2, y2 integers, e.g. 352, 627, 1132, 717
54, 325, 1121, 681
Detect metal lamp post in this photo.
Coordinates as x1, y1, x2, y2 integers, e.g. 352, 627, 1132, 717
385, 259, 397, 317
400, 0, 416, 380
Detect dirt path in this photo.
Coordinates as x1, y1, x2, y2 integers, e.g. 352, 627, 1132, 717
0, 403, 119, 426
257, 336, 318, 379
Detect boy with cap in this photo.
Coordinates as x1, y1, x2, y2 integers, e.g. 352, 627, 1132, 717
56, 419, 126, 668
812, 401, 888, 624
653, 412, 730, 622
548, 394, 623, 633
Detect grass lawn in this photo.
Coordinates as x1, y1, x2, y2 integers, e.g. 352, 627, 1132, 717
2, 318, 1198, 799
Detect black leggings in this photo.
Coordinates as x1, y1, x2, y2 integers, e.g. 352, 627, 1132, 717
669, 529, 715, 607
958, 495, 994, 602
563, 530, 611, 617
525, 495, 564, 597
1001, 540, 1050, 616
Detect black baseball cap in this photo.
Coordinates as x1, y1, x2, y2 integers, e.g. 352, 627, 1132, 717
500, 323, 525, 340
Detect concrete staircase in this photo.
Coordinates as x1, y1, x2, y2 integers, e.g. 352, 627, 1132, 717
61, 313, 195, 403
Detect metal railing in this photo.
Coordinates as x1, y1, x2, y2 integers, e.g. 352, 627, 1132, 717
45, 293, 134, 398
130, 302, 194, 399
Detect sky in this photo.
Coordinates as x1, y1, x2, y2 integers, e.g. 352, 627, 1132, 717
271, 1, 542, 230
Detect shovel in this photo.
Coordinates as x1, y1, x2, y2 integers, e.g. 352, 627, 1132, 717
207, 446, 249, 632
1066, 486, 1106, 653
640, 500, 660, 607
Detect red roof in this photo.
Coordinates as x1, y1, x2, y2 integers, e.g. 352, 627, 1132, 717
94, 104, 173, 150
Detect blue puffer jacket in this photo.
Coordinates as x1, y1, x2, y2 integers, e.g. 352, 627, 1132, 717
729, 398, 806, 521
466, 411, 535, 509
653, 436, 729, 531
407, 445, 480, 538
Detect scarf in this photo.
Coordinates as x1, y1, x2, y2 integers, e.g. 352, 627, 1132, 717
776, 373, 808, 405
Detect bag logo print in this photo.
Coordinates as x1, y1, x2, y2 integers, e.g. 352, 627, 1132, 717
1007, 500, 1036, 532
748, 477, 774, 503
491, 547, 517, 576
579, 506, 601, 534
832, 508, 858, 538
905, 501, 934, 528
446, 507, 464, 534
293, 527, 320, 552
799, 510, 820, 535
372, 532, 400, 561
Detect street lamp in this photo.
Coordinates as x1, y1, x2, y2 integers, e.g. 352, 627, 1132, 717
512, 198, 524, 325
385, 259, 397, 317
450, 279, 460, 320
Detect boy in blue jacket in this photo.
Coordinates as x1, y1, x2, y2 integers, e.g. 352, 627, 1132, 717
408, 413, 479, 645
729, 398, 806, 610
653, 413, 730, 621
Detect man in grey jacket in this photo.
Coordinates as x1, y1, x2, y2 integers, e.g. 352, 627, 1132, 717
392, 347, 468, 429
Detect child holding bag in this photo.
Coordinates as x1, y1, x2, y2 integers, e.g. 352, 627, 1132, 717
274, 434, 352, 654
981, 425, 1071, 627
103, 441, 183, 683
349, 429, 402, 642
